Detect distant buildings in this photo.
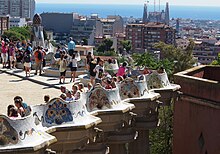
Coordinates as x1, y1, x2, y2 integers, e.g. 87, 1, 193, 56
126, 22, 175, 52
99, 15, 124, 37
71, 18, 96, 45
41, 13, 124, 46
94, 33, 125, 52
0, 16, 9, 35
193, 38, 220, 64
41, 13, 74, 34
9, 17, 27, 28
142, 2, 170, 25
0, 0, 35, 19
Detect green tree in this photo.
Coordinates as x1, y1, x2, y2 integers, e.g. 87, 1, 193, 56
97, 44, 106, 53
211, 53, 220, 65
82, 38, 88, 45
154, 41, 196, 73
97, 38, 114, 53
2, 30, 25, 41
121, 40, 132, 53
132, 52, 174, 76
150, 104, 174, 154
10, 26, 31, 40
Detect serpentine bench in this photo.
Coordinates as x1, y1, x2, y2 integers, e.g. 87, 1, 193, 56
0, 96, 101, 154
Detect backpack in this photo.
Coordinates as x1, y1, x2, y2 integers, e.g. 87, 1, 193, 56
37, 51, 42, 60
24, 54, 31, 63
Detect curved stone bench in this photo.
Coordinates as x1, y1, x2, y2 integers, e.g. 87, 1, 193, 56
85, 79, 162, 154
86, 85, 134, 131
104, 61, 119, 76
144, 71, 181, 105
31, 96, 101, 153
85, 85, 135, 153
0, 115, 56, 154
118, 77, 161, 129
0, 96, 101, 154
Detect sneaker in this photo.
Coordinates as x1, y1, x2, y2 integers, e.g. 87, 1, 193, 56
34, 73, 37, 75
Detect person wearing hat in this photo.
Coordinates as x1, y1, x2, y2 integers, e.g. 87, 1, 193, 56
88, 59, 97, 85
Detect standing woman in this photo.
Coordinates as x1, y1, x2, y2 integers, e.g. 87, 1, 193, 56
70, 53, 78, 82
58, 54, 67, 84
23, 50, 32, 77
1, 40, 8, 68
9, 43, 16, 69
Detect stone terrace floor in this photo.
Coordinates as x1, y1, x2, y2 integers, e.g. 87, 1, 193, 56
0, 65, 81, 115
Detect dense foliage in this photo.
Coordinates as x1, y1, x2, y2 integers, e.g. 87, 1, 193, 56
94, 50, 117, 56
121, 40, 132, 53
211, 53, 220, 65
133, 41, 196, 77
3, 26, 31, 41
154, 41, 196, 74
97, 38, 114, 53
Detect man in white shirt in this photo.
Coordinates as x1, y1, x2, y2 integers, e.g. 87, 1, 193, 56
94, 59, 104, 84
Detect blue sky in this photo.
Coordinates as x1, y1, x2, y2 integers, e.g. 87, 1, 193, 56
36, 0, 219, 6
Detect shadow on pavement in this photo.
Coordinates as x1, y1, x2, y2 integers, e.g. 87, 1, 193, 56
9, 79, 24, 82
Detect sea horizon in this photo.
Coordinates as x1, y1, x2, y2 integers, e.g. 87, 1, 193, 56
36, 3, 220, 20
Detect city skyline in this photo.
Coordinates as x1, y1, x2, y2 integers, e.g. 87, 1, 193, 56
36, 0, 220, 7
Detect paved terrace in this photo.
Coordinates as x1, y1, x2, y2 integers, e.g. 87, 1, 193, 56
0, 65, 82, 114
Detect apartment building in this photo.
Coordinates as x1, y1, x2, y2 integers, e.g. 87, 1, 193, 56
126, 22, 175, 52
0, 0, 35, 19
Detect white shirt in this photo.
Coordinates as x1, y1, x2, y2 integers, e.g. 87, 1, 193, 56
71, 58, 78, 67
94, 65, 104, 79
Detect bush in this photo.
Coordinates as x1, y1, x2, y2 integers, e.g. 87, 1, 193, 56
2, 30, 25, 41
10, 26, 31, 40
94, 50, 117, 56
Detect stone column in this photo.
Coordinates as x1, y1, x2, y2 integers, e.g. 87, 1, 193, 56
129, 130, 150, 154
108, 144, 127, 154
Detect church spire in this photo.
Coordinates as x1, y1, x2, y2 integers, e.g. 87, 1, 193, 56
143, 1, 148, 23
165, 2, 170, 25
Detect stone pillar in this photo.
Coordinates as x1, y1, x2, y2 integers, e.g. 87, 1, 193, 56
108, 144, 127, 154
129, 130, 150, 154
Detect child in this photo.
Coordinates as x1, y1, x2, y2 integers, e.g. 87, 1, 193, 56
44, 95, 50, 104
78, 83, 85, 92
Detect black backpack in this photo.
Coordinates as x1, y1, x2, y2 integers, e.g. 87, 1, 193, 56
24, 54, 31, 63
37, 51, 42, 60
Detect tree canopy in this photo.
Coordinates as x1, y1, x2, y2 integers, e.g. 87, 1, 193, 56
121, 40, 132, 53
2, 26, 31, 41
97, 38, 114, 53
154, 40, 196, 73
211, 53, 220, 65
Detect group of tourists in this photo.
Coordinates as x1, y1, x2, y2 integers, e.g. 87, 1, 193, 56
53, 37, 80, 84
0, 37, 47, 77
